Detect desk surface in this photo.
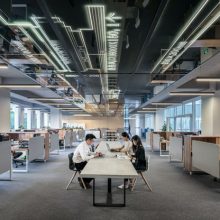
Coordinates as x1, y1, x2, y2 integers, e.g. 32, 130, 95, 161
81, 141, 138, 178
81, 158, 138, 178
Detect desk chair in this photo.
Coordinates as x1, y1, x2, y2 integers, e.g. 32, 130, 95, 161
131, 155, 152, 192
66, 153, 87, 190
13, 152, 26, 168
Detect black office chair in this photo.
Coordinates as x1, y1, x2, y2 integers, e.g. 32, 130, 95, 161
131, 155, 152, 192
12, 152, 26, 168
66, 153, 86, 190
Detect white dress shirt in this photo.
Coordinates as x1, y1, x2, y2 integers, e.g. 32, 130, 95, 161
120, 140, 133, 155
73, 141, 95, 163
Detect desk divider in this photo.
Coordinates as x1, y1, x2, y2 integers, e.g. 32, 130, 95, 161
0, 141, 11, 180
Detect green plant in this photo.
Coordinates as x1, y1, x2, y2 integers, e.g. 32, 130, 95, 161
161, 122, 167, 131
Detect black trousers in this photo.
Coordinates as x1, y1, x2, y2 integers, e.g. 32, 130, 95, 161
75, 161, 93, 184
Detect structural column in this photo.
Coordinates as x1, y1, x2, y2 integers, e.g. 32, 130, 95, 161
0, 88, 10, 132
18, 106, 24, 128
40, 112, 45, 128
50, 108, 62, 129
201, 91, 220, 135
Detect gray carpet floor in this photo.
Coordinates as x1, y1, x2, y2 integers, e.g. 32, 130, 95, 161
1, 149, 220, 220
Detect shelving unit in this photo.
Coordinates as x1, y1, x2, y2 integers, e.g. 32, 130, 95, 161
104, 130, 118, 141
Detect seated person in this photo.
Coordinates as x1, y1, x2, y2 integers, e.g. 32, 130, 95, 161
118, 135, 147, 189
73, 134, 101, 189
131, 135, 147, 171
111, 132, 133, 156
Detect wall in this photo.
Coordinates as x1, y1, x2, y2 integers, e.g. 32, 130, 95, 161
62, 115, 123, 129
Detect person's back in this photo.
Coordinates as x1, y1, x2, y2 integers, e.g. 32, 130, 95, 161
134, 146, 146, 171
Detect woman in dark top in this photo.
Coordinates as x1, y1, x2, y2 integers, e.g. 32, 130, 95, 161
118, 135, 147, 190
131, 135, 147, 171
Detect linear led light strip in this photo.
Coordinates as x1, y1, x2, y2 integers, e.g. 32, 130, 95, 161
53, 16, 88, 71
14, 21, 68, 72
31, 16, 70, 71
86, 6, 108, 96
169, 92, 215, 96
150, 0, 209, 73
196, 78, 220, 82
161, 7, 220, 73
52, 16, 93, 71
0, 15, 68, 72
86, 6, 108, 73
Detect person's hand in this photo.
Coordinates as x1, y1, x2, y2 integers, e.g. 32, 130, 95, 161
94, 152, 100, 158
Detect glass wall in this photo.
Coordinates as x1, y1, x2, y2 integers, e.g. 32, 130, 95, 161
164, 98, 201, 132
145, 114, 154, 130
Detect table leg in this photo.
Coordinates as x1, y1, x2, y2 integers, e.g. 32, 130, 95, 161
92, 178, 126, 207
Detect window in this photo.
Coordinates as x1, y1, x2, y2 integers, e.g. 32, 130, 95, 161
182, 116, 191, 131
167, 117, 175, 131
145, 114, 154, 130
24, 112, 27, 129
184, 102, 192, 114
176, 105, 183, 116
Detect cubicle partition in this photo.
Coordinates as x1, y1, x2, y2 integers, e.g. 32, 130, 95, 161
183, 135, 220, 173
0, 141, 11, 180
169, 137, 183, 162
50, 133, 59, 154
28, 136, 45, 162
152, 133, 160, 151
192, 140, 220, 178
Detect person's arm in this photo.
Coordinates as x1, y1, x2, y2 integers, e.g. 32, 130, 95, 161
79, 146, 98, 161
111, 145, 124, 152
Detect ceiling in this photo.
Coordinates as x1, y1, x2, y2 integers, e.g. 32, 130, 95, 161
1, 0, 220, 116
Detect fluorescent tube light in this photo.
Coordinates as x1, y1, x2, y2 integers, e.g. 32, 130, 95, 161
74, 114, 92, 116
0, 85, 41, 88
142, 108, 164, 110
151, 102, 181, 105
151, 80, 175, 84
196, 78, 220, 82
137, 111, 156, 113
44, 103, 72, 106
169, 92, 215, 96
31, 98, 64, 101
0, 63, 8, 69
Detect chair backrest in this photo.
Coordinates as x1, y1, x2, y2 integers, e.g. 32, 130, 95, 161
68, 153, 75, 170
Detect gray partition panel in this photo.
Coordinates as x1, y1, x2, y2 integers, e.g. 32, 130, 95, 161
28, 136, 44, 161
0, 141, 11, 174
50, 134, 59, 152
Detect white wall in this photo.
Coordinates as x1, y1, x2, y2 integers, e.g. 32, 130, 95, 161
155, 109, 165, 131
62, 115, 123, 130
201, 92, 220, 135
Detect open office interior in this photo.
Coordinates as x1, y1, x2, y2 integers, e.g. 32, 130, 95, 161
1, 0, 220, 219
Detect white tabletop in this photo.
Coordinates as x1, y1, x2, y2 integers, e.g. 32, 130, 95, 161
81, 141, 138, 178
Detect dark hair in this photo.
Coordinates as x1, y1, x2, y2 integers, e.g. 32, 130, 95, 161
121, 132, 130, 139
131, 135, 143, 151
85, 134, 96, 141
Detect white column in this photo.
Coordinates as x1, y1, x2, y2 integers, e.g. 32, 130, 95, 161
31, 110, 36, 129
40, 112, 44, 128
0, 88, 10, 132
155, 109, 165, 131
201, 92, 220, 135
50, 108, 62, 129
18, 106, 24, 128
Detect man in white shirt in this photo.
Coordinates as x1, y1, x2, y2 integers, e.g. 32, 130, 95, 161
73, 134, 100, 188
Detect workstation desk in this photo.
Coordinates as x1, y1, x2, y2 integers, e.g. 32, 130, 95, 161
80, 141, 138, 207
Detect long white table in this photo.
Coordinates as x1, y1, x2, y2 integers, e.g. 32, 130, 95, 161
80, 141, 138, 207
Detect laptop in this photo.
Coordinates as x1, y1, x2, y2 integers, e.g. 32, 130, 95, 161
106, 143, 111, 152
